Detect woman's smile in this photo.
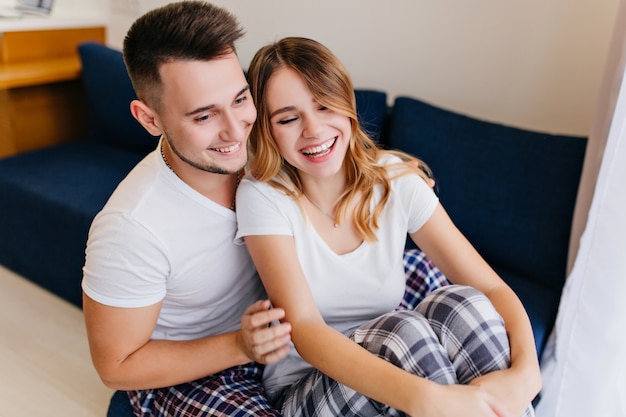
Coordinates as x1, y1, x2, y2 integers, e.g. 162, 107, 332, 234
300, 138, 337, 158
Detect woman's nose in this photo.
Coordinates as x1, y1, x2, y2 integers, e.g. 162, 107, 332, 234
302, 114, 322, 139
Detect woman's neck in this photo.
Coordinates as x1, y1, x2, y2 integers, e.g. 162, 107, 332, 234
300, 174, 346, 206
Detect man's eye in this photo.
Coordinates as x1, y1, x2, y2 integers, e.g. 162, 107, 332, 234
234, 95, 248, 105
195, 114, 211, 122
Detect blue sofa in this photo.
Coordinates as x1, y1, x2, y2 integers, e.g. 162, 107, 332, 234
0, 42, 586, 414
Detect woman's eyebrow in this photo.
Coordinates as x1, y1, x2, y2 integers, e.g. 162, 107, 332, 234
270, 105, 296, 119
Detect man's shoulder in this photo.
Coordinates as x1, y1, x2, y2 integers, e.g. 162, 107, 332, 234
101, 152, 166, 211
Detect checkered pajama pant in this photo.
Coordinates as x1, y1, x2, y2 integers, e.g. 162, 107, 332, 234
277, 284, 535, 417
127, 362, 280, 417
124, 249, 532, 416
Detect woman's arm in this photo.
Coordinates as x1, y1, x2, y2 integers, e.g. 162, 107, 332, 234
410, 204, 542, 415
244, 234, 513, 417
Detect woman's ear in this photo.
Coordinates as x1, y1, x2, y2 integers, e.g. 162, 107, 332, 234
130, 99, 163, 137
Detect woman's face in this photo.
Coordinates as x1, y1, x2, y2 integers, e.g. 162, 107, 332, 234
265, 67, 351, 180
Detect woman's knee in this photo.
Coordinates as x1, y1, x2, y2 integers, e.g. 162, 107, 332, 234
352, 311, 442, 360
417, 285, 504, 330
416, 285, 511, 379
351, 311, 457, 383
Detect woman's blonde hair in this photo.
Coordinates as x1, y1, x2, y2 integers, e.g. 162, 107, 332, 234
247, 37, 432, 241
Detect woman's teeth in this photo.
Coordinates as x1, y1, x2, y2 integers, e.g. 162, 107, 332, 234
301, 138, 336, 157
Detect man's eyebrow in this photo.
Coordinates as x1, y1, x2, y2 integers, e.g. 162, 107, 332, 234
184, 86, 250, 117
270, 106, 296, 119
185, 104, 215, 117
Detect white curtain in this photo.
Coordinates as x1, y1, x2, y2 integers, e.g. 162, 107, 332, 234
535, 2, 626, 415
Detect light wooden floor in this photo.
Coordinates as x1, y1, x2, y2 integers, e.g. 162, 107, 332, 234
0, 264, 113, 416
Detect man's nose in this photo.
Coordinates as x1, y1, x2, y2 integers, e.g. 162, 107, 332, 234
219, 109, 246, 141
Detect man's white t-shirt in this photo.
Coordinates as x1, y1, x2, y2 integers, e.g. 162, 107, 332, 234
82, 143, 265, 341
235, 155, 439, 394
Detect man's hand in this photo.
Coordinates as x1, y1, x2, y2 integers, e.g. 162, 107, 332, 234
238, 300, 292, 364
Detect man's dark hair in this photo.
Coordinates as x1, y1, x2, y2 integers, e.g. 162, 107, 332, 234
123, 1, 244, 110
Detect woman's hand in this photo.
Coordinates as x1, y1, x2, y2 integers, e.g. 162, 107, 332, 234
237, 299, 292, 364
469, 367, 539, 416
415, 382, 516, 417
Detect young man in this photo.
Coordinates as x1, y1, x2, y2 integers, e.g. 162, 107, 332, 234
81, 2, 291, 416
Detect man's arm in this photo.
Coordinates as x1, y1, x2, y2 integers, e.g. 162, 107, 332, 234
83, 293, 291, 390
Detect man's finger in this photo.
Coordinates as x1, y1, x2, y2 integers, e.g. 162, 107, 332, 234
248, 307, 286, 328
244, 299, 271, 315
251, 322, 291, 345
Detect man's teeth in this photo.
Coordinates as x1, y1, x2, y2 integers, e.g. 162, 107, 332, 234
212, 143, 240, 153
302, 138, 336, 156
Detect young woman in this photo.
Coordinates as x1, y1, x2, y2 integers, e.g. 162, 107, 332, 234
236, 37, 541, 417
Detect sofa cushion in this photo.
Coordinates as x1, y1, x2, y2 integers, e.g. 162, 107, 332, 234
387, 96, 587, 353
78, 42, 157, 154
495, 266, 561, 354
0, 142, 146, 306
354, 89, 388, 143
107, 390, 134, 417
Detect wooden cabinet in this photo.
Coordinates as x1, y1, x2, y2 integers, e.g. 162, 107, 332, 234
0, 25, 106, 157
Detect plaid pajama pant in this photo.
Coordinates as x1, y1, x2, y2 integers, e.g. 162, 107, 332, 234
127, 363, 280, 417
124, 249, 532, 416
276, 284, 535, 417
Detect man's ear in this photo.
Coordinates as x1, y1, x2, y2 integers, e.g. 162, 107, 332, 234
130, 99, 163, 137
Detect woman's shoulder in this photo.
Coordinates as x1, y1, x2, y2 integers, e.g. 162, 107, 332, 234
239, 174, 272, 196
377, 151, 405, 166
377, 151, 416, 181
238, 173, 293, 201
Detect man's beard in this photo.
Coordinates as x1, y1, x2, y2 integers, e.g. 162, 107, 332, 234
164, 131, 244, 175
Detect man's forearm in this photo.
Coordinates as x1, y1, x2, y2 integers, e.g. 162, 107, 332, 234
97, 330, 251, 390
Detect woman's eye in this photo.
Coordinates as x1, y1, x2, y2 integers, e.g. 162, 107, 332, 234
277, 116, 297, 125
319, 105, 328, 111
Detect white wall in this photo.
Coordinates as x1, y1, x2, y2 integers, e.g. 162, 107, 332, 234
50, 0, 106, 17
1, 0, 617, 135
105, 0, 618, 137
0, 0, 107, 17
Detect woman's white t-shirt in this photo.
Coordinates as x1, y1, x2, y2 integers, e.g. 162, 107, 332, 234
235, 155, 439, 394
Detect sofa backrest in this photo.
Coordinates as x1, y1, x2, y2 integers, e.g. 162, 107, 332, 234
387, 96, 587, 293
78, 42, 158, 154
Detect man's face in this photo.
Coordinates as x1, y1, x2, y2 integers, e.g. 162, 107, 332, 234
155, 52, 256, 175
